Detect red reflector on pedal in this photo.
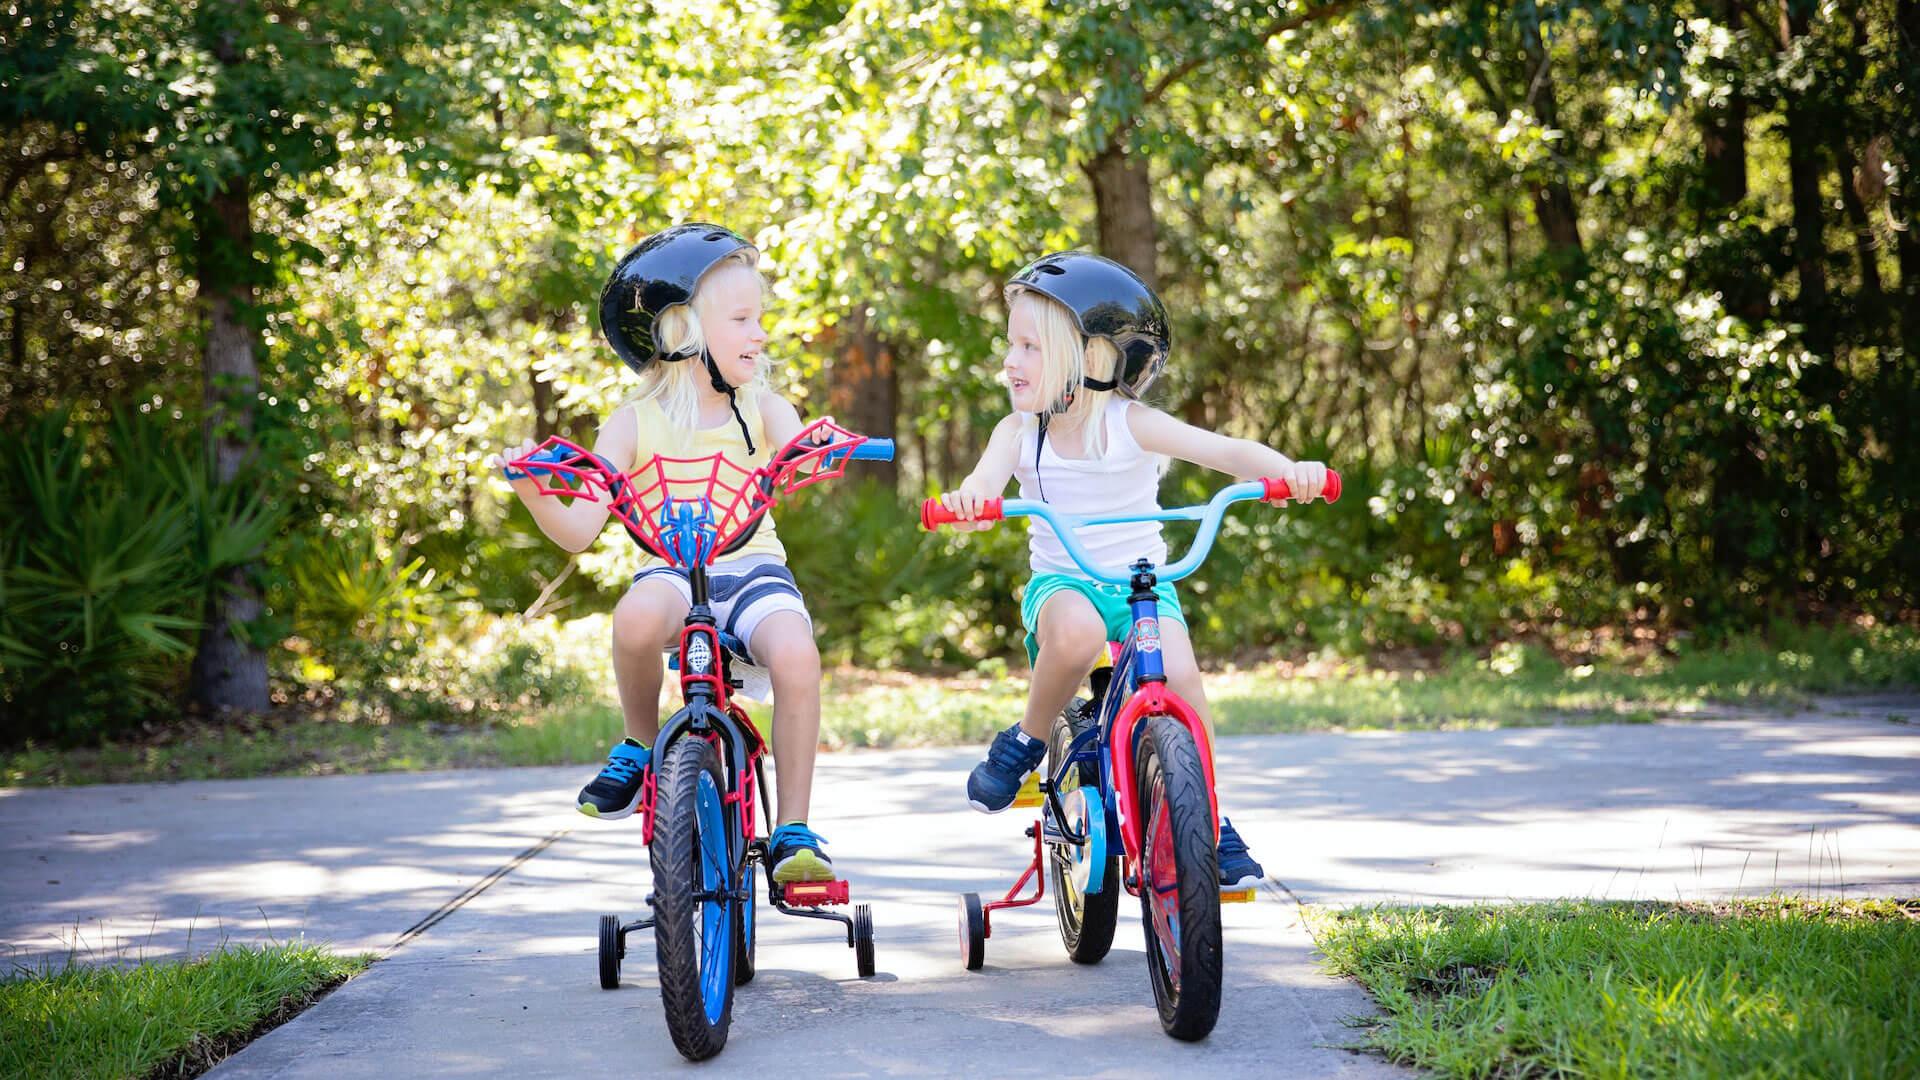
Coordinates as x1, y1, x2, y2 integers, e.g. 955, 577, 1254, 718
783, 880, 849, 905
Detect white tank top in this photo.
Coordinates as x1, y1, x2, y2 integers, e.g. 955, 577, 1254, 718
1013, 400, 1169, 577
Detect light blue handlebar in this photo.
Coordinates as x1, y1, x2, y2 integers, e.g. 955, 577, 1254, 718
996, 481, 1269, 585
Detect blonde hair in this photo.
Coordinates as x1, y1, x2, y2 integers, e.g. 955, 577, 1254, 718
622, 249, 771, 436
1009, 287, 1123, 458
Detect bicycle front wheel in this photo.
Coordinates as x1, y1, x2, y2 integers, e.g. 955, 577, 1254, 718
1134, 715, 1223, 1041
651, 735, 736, 1060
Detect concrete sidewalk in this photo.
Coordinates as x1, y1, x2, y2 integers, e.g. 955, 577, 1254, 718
3, 697, 1915, 1076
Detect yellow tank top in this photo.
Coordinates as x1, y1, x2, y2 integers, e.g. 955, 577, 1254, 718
625, 394, 787, 568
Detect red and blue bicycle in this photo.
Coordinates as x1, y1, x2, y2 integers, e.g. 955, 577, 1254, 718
922, 470, 1340, 1040
509, 419, 890, 1060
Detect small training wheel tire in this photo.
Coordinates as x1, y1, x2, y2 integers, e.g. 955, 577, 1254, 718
598, 913, 622, 989
959, 892, 986, 971
853, 903, 876, 978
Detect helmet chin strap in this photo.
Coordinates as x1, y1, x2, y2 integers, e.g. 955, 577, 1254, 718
660, 347, 758, 455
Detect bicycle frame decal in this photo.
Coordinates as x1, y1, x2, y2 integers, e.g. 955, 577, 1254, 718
1134, 618, 1161, 653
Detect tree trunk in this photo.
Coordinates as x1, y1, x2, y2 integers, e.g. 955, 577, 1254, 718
825, 307, 899, 487
1892, 0, 1920, 358
1834, 140, 1885, 320
1778, 2, 1832, 354
1083, 142, 1160, 290
1887, 0, 1920, 593
1517, 12, 1583, 275
187, 176, 271, 715
1696, 0, 1766, 319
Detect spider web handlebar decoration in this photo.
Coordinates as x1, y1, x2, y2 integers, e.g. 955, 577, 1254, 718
503, 418, 888, 568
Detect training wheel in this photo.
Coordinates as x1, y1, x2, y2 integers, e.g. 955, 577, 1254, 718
853, 903, 876, 977
958, 892, 986, 971
597, 913, 622, 989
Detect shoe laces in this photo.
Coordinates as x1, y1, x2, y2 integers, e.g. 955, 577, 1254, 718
771, 822, 826, 852
986, 727, 1041, 772
599, 753, 642, 785
1217, 819, 1249, 858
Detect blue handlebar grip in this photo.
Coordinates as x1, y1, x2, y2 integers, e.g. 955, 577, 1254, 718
849, 438, 894, 462
502, 444, 579, 482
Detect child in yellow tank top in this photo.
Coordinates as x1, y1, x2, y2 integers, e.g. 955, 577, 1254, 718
494, 226, 835, 884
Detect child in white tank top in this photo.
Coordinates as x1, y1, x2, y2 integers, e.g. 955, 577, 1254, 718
935, 251, 1330, 892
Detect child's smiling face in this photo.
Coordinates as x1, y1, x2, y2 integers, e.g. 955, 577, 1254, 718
698, 261, 767, 388
1002, 295, 1047, 413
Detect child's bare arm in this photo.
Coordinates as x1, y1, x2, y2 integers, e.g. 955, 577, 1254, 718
938, 413, 1022, 530
758, 392, 835, 451
1128, 405, 1328, 502
489, 407, 637, 552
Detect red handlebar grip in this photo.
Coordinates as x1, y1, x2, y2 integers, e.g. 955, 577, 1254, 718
1260, 470, 1342, 504
920, 497, 1004, 530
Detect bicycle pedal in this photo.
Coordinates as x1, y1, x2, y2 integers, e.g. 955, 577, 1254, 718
1221, 887, 1257, 904
781, 879, 850, 906
1011, 771, 1044, 808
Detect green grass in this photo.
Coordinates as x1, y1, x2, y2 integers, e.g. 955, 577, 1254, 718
0, 944, 370, 1080
5, 623, 1914, 786
1310, 898, 1920, 1079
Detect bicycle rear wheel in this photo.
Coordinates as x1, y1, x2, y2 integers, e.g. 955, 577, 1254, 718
1049, 699, 1118, 964
1134, 715, 1223, 1041
651, 736, 736, 1060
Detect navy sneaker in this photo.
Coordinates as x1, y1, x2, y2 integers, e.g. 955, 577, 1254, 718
576, 738, 650, 819
967, 723, 1047, 813
1217, 817, 1265, 891
768, 822, 834, 883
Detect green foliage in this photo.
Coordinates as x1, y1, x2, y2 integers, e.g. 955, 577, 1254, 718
0, 408, 281, 742
0, 944, 368, 1080
1313, 899, 1920, 1079
5, 0, 1917, 735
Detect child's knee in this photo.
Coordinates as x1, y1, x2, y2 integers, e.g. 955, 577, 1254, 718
611, 593, 677, 652
753, 615, 820, 677
1040, 610, 1106, 663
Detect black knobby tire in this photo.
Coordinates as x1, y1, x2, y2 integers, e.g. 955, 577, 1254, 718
732, 858, 757, 985
651, 736, 736, 1060
1134, 715, 1223, 1041
1049, 699, 1119, 965
958, 892, 986, 971
853, 903, 876, 977
598, 913, 622, 990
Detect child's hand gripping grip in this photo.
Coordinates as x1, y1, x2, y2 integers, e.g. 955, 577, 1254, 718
1260, 470, 1343, 504
920, 496, 1004, 530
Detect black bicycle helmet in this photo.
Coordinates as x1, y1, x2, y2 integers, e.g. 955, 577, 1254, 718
598, 223, 764, 452
1005, 251, 1170, 402
600, 223, 757, 373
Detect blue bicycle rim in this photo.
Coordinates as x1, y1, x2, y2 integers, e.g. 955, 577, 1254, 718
694, 768, 732, 1023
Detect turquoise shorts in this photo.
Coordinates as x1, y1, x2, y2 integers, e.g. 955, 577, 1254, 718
1019, 572, 1187, 665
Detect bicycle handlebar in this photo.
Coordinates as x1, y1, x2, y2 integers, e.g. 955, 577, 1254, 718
919, 470, 1341, 585
503, 422, 891, 563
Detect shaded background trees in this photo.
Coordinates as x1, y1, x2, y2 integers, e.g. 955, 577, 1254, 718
3, 0, 1915, 740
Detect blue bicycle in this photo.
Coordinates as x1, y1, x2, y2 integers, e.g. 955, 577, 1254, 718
922, 470, 1340, 1040
510, 419, 891, 1060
